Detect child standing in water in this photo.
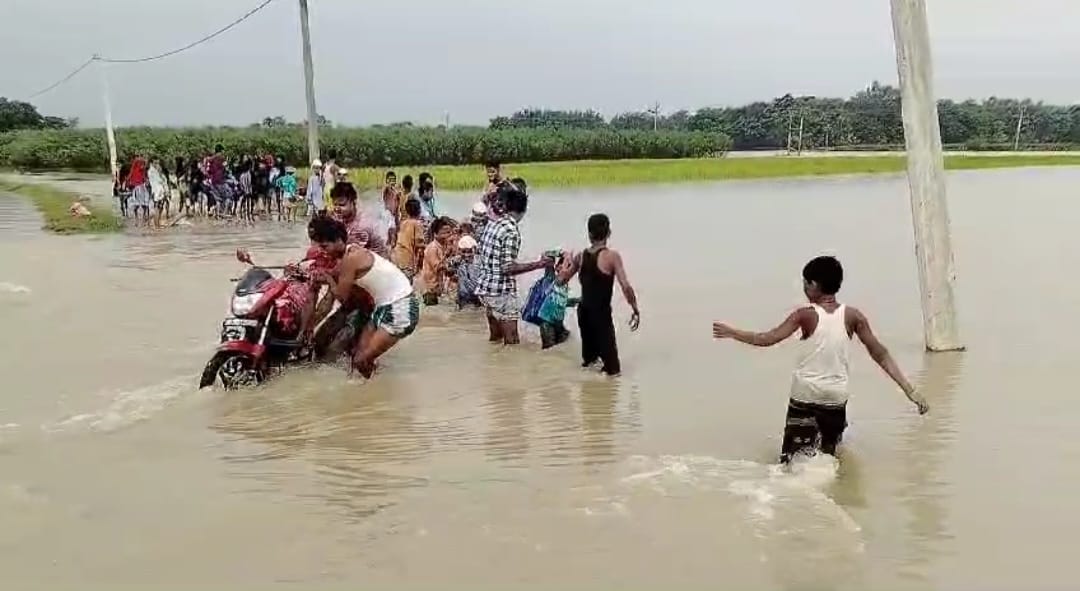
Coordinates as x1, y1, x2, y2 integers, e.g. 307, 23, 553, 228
391, 198, 426, 280
449, 235, 481, 309
537, 253, 579, 349
711, 255, 929, 463
276, 167, 300, 222
418, 217, 455, 305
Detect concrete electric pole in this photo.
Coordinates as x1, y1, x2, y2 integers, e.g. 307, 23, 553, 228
889, 0, 964, 351
298, 0, 320, 163
95, 56, 119, 182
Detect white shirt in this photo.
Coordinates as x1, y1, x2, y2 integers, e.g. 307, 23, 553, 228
352, 250, 413, 306
790, 304, 851, 406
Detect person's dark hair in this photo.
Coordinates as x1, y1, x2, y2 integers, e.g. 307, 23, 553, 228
803, 256, 844, 295
510, 177, 527, 194
418, 172, 432, 186
385, 170, 397, 180
419, 179, 434, 195
308, 215, 348, 243
214, 144, 224, 154
404, 198, 422, 218
330, 181, 358, 202
587, 213, 611, 241
402, 174, 414, 191
327, 149, 338, 161
484, 160, 501, 170
500, 186, 528, 215
430, 216, 453, 236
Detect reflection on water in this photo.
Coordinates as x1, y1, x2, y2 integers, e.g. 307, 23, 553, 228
897, 352, 964, 583
3, 168, 1080, 586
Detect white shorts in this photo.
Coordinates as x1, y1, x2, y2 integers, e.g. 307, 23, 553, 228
478, 292, 520, 321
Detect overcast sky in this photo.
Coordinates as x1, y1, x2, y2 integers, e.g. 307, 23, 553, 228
5, 0, 1079, 127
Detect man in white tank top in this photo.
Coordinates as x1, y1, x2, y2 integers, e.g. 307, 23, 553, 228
309, 216, 419, 379
712, 256, 928, 462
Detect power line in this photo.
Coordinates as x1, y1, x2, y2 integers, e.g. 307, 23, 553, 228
20, 0, 279, 99
26, 57, 97, 99
100, 0, 279, 63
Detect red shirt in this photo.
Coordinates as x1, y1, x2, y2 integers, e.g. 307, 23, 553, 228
208, 154, 226, 185
126, 158, 147, 187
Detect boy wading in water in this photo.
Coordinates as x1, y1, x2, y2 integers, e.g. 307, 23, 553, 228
712, 255, 929, 463
568, 214, 641, 376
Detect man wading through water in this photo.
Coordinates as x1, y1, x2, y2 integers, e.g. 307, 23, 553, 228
309, 216, 419, 378
474, 186, 553, 345
566, 213, 641, 376
310, 183, 386, 360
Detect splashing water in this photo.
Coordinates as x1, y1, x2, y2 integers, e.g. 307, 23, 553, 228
44, 377, 199, 434
0, 282, 31, 294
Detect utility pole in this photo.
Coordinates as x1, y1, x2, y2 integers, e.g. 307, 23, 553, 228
786, 110, 794, 154
889, 0, 963, 351
646, 102, 661, 131
1013, 104, 1026, 151
797, 114, 805, 155
297, 0, 320, 163
95, 56, 119, 182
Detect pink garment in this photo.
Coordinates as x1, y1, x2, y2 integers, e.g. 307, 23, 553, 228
341, 209, 389, 258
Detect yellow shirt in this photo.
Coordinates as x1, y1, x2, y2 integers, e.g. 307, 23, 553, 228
419, 241, 446, 294
391, 218, 425, 275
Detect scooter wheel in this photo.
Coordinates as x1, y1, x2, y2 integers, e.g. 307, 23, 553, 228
199, 351, 263, 390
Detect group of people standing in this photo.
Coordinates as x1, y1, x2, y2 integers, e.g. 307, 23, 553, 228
289, 160, 642, 382
115, 146, 351, 227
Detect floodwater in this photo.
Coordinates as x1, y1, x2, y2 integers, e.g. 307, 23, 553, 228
1, 168, 1079, 588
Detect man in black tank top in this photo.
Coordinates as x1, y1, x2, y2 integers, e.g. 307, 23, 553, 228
570, 214, 640, 376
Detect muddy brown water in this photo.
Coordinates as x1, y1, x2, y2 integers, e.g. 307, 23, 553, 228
1, 168, 1079, 588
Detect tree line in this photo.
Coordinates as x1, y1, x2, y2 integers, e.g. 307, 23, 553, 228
4, 81, 1080, 171
490, 82, 1080, 150
0, 127, 731, 171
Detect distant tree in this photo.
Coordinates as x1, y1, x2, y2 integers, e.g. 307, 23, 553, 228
489, 109, 606, 130
662, 110, 691, 131
261, 115, 288, 128
610, 111, 654, 131
0, 98, 73, 132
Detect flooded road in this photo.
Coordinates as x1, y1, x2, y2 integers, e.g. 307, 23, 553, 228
2, 168, 1079, 588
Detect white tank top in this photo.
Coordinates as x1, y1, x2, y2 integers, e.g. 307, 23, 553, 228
351, 249, 414, 306
790, 304, 851, 406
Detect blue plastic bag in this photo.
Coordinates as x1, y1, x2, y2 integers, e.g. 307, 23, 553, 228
538, 283, 569, 324
522, 273, 555, 326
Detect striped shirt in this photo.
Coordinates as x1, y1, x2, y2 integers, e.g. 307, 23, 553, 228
474, 215, 521, 297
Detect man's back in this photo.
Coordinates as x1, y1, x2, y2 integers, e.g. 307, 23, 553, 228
579, 247, 615, 311
474, 216, 520, 297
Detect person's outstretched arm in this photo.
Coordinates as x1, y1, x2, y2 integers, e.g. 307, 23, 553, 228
502, 230, 550, 276
713, 309, 805, 347
850, 307, 929, 414
609, 250, 640, 331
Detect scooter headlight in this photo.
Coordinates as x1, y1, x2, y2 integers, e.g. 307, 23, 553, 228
231, 293, 262, 316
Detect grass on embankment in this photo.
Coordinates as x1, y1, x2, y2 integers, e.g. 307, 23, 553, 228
346, 154, 1080, 191
0, 179, 122, 234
